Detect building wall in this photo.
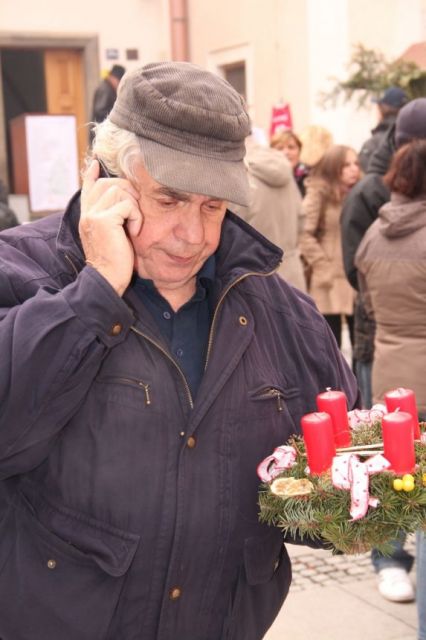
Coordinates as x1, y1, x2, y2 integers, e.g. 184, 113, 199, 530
1, 0, 426, 173
188, 0, 426, 150
0, 0, 171, 73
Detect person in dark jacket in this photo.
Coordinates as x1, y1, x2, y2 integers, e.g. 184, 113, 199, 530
341, 126, 393, 408
341, 97, 426, 604
0, 62, 358, 640
89, 64, 126, 140
358, 86, 407, 173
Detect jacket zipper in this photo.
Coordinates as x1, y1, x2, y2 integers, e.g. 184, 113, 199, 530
63, 250, 193, 410
66, 248, 277, 410
98, 375, 151, 405
204, 268, 277, 370
251, 387, 285, 412
130, 270, 276, 411
130, 327, 194, 410
266, 388, 284, 412
64, 252, 80, 277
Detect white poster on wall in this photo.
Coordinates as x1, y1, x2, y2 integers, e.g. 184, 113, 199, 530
25, 114, 80, 213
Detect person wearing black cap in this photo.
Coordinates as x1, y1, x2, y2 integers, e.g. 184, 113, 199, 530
358, 86, 408, 173
0, 62, 358, 639
90, 64, 126, 138
341, 97, 426, 604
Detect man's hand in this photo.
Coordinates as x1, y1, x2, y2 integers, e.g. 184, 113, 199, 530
79, 160, 143, 296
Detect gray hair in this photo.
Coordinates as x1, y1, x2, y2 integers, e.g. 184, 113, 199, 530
85, 119, 144, 180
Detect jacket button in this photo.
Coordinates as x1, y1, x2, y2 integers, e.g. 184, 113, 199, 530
110, 323, 123, 336
238, 315, 248, 326
169, 587, 182, 600
187, 436, 196, 448
47, 559, 57, 569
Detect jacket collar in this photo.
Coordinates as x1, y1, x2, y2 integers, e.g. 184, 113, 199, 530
56, 192, 283, 285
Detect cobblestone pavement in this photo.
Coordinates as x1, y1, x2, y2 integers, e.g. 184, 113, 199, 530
290, 536, 416, 591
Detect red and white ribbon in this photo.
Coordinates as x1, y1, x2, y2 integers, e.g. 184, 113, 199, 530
348, 404, 387, 430
257, 445, 297, 482
332, 453, 391, 520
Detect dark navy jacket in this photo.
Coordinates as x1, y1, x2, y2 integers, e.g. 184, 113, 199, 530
0, 194, 358, 640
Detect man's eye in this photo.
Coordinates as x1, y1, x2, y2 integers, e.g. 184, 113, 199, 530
159, 200, 177, 208
204, 203, 222, 213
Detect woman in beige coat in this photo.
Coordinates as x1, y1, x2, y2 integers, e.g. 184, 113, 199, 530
300, 144, 360, 347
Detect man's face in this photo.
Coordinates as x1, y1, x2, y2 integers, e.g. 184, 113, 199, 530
131, 163, 227, 298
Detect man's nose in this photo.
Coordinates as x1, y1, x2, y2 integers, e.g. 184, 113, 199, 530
177, 204, 204, 245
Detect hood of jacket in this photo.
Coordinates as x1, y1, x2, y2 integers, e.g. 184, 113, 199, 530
367, 125, 396, 175
245, 145, 292, 188
378, 193, 426, 238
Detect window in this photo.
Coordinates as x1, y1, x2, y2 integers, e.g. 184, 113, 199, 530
222, 62, 246, 100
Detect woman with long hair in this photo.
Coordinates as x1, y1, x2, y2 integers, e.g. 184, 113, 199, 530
300, 144, 361, 349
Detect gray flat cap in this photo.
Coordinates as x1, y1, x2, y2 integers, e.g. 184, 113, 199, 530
109, 61, 251, 205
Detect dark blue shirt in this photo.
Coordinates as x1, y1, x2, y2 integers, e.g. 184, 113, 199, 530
132, 256, 215, 399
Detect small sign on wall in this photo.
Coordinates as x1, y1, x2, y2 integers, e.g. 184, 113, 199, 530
126, 49, 139, 61
105, 48, 119, 60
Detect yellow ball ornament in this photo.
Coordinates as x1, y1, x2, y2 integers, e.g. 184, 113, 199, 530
402, 478, 415, 492
393, 478, 403, 491
402, 474, 414, 483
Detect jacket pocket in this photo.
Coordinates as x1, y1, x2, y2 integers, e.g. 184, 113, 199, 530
0, 488, 140, 640
248, 384, 300, 415
234, 383, 302, 525
95, 374, 153, 408
224, 528, 291, 640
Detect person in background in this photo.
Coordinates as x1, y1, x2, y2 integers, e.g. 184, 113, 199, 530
234, 142, 306, 291
299, 125, 333, 168
355, 140, 426, 628
299, 144, 360, 350
341, 99, 426, 604
270, 130, 309, 197
358, 86, 407, 173
417, 531, 426, 640
0, 61, 358, 640
0, 178, 19, 231
341, 127, 394, 410
90, 64, 126, 139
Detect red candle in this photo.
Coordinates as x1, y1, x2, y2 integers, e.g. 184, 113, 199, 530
301, 412, 336, 475
382, 411, 415, 474
385, 388, 420, 439
316, 389, 351, 447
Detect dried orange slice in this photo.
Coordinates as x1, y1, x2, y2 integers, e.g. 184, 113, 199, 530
271, 477, 314, 497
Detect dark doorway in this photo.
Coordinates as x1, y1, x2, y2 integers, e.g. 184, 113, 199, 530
222, 61, 246, 100
1, 49, 46, 186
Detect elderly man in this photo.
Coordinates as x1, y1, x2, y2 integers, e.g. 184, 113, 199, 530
0, 62, 358, 640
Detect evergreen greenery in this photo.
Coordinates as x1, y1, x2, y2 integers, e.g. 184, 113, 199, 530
320, 44, 426, 108
259, 423, 426, 555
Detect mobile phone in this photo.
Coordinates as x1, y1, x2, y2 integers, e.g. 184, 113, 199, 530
97, 158, 117, 179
